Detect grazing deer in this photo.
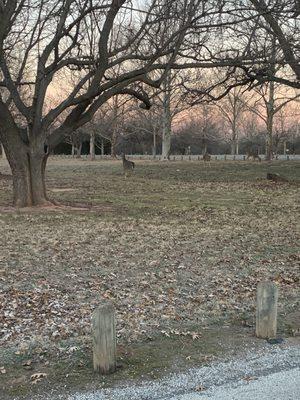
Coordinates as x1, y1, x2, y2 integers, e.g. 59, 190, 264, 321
122, 153, 135, 177
203, 152, 211, 166
246, 151, 261, 162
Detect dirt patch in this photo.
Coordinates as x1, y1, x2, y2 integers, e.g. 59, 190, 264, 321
50, 188, 77, 193
0, 203, 115, 213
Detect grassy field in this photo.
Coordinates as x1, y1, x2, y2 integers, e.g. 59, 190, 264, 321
0, 157, 299, 397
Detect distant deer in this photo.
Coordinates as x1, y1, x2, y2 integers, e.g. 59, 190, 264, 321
203, 152, 211, 166
246, 151, 261, 162
121, 153, 135, 177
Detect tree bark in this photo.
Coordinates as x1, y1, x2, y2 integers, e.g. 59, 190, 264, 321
152, 127, 157, 158
161, 127, 171, 160
110, 132, 117, 158
76, 143, 82, 158
231, 135, 238, 155
231, 141, 235, 155
266, 109, 274, 161
90, 132, 95, 160
161, 72, 172, 160
0, 103, 48, 206
1, 143, 6, 160
4, 139, 48, 207
265, 37, 276, 162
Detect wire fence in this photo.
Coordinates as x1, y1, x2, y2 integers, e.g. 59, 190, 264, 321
49, 154, 300, 161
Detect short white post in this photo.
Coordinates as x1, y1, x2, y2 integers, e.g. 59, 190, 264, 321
92, 303, 116, 374
256, 281, 278, 339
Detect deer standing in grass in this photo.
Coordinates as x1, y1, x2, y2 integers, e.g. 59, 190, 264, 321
246, 151, 261, 162
122, 153, 135, 178
203, 152, 211, 166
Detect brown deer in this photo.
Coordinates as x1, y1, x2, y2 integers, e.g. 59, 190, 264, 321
122, 153, 135, 177
246, 151, 261, 162
203, 152, 211, 166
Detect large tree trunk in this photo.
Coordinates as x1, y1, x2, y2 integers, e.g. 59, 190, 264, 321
4, 140, 48, 207
0, 102, 50, 207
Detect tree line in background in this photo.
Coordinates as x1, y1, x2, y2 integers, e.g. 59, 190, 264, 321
0, 1, 299, 206
52, 86, 300, 158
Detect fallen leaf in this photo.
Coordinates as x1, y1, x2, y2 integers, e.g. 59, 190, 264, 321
195, 385, 206, 391
30, 372, 47, 384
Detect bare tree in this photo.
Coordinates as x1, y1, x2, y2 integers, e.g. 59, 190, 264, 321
249, 0, 300, 88
0, 1, 298, 207
143, 69, 192, 159
247, 78, 299, 160
0, 0, 206, 206
174, 105, 220, 154
273, 104, 300, 155
214, 86, 247, 155
121, 100, 163, 157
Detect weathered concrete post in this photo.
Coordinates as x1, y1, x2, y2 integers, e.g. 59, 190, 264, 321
92, 303, 116, 374
256, 281, 278, 339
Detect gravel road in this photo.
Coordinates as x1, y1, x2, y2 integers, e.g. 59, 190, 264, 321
64, 343, 300, 400
170, 368, 300, 399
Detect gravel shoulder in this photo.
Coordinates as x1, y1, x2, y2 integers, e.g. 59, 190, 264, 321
56, 340, 300, 400
171, 368, 300, 400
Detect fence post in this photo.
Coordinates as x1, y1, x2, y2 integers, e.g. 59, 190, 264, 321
256, 281, 278, 339
92, 303, 116, 374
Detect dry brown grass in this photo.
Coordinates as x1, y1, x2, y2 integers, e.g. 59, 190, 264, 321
0, 157, 299, 345
0, 157, 299, 397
